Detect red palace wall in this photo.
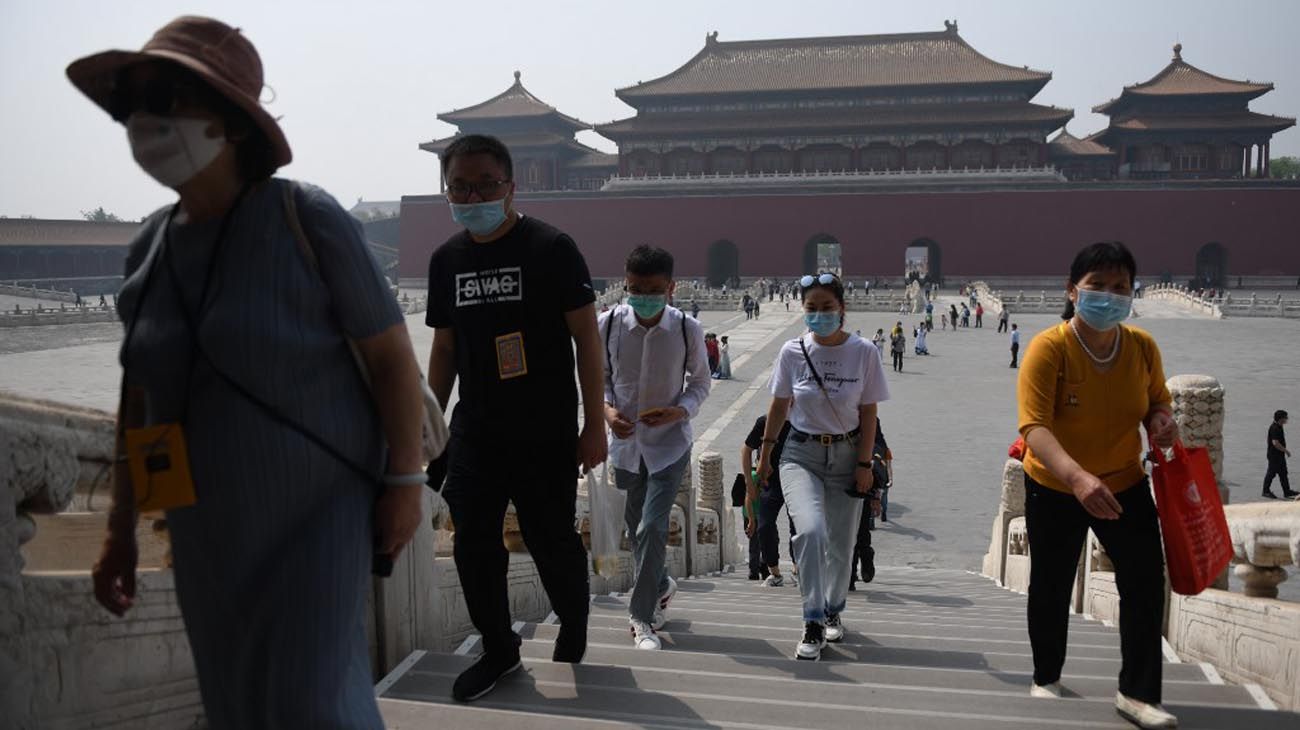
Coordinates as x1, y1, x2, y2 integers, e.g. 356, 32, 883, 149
398, 186, 1300, 281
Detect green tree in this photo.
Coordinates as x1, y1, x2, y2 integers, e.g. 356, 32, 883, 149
1271, 156, 1300, 179
81, 206, 123, 222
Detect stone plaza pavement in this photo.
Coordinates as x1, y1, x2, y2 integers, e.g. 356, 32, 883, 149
2, 297, 1297, 591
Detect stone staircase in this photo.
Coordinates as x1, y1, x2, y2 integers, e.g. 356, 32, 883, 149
375, 567, 1295, 729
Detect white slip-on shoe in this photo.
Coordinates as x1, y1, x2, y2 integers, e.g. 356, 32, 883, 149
1030, 682, 1062, 699
658, 576, 678, 612
824, 613, 845, 643
796, 621, 825, 660
630, 619, 661, 650
1115, 692, 1177, 728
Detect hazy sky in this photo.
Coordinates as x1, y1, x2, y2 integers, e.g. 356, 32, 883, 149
2, 0, 1297, 220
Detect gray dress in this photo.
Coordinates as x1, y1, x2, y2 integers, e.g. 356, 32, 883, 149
117, 179, 402, 729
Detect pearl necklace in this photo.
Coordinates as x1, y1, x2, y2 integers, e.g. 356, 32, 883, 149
1070, 319, 1120, 365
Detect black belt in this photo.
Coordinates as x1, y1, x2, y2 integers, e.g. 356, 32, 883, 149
789, 427, 861, 445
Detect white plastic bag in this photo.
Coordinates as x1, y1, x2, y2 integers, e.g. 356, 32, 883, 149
587, 463, 627, 578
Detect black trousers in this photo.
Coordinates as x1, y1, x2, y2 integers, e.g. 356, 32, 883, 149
1010, 343, 1020, 367
997, 320, 1008, 333
1024, 476, 1165, 703
745, 514, 762, 574
1264, 458, 1290, 493
756, 483, 794, 568
851, 497, 874, 579
891, 351, 903, 371
443, 435, 591, 655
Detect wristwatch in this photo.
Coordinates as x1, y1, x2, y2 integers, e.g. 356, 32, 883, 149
857, 461, 873, 469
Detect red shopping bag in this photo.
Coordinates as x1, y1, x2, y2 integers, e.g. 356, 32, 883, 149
1149, 440, 1233, 595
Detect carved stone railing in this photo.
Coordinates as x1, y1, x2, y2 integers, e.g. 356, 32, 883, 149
971, 281, 1005, 315
0, 304, 120, 328
1216, 291, 1300, 319
982, 374, 1300, 710
0, 282, 78, 303
1145, 283, 1224, 318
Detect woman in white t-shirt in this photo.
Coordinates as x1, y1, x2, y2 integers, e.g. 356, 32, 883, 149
754, 273, 891, 660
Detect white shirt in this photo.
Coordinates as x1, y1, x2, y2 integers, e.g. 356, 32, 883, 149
770, 333, 890, 435
1010, 330, 1021, 346
600, 305, 711, 473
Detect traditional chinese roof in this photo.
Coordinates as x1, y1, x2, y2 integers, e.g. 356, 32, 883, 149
0, 219, 140, 248
419, 131, 594, 155
568, 149, 619, 168
616, 23, 1052, 101
1047, 130, 1114, 157
438, 71, 590, 131
596, 102, 1072, 139
1094, 44, 1275, 114
1104, 111, 1295, 134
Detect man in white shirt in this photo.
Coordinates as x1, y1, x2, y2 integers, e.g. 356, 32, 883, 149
1010, 323, 1021, 368
600, 246, 711, 651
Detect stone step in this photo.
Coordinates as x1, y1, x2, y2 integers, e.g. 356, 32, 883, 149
514, 640, 1255, 706
379, 652, 1294, 730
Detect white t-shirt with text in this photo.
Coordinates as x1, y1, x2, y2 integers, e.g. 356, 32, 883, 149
770, 333, 891, 435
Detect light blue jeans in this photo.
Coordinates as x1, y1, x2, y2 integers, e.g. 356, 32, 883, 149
780, 436, 863, 623
614, 450, 692, 623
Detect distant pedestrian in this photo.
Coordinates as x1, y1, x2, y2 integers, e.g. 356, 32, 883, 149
889, 325, 905, 372
98, 294, 107, 308
949, 304, 959, 329
960, 304, 970, 328
753, 299, 760, 318
705, 333, 720, 376
997, 308, 1010, 333
871, 328, 886, 361
717, 335, 732, 379
975, 303, 984, 328
1009, 324, 1020, 368
1263, 409, 1295, 499
941, 313, 948, 330
744, 296, 754, 320
690, 300, 700, 319
914, 323, 929, 355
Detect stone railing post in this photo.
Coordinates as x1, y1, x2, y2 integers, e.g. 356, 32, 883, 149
697, 452, 728, 572
1166, 375, 1227, 500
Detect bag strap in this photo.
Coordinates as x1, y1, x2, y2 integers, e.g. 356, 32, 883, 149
798, 335, 852, 435
604, 305, 692, 410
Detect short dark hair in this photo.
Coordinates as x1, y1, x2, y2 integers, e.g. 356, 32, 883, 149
441, 134, 513, 181
1276, 410, 1289, 421
801, 272, 844, 305
1062, 241, 1138, 320
625, 245, 674, 278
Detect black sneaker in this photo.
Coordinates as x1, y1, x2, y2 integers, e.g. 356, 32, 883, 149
452, 650, 522, 702
796, 621, 825, 660
860, 546, 876, 584
552, 620, 587, 663
1263, 490, 1279, 499
825, 613, 845, 643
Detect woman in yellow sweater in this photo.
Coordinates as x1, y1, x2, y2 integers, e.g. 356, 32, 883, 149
1017, 242, 1179, 729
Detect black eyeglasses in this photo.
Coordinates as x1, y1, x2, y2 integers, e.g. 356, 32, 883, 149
800, 273, 839, 288
446, 180, 511, 201
108, 77, 208, 123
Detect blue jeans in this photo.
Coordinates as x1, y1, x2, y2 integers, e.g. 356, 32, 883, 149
780, 436, 863, 623
614, 450, 692, 623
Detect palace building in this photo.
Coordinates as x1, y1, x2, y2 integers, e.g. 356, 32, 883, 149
419, 71, 616, 192
594, 22, 1073, 177
1090, 44, 1295, 180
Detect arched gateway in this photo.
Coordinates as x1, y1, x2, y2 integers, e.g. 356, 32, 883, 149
707, 240, 739, 287
1195, 243, 1227, 288
904, 238, 942, 283
802, 234, 842, 276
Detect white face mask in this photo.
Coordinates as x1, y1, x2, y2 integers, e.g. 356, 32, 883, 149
126, 112, 225, 188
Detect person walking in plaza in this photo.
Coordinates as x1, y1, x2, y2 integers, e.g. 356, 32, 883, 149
914, 322, 929, 355
427, 134, 607, 701
949, 303, 960, 331
705, 332, 720, 376
1009, 323, 1021, 368
998, 307, 1010, 333
1017, 241, 1180, 728
742, 414, 795, 587
716, 334, 732, 379
850, 419, 890, 591
871, 328, 886, 361
690, 300, 700, 319
975, 302, 984, 328
960, 303, 971, 328
1262, 409, 1295, 499
601, 245, 711, 651
889, 324, 906, 373
72, 17, 427, 728
754, 272, 890, 660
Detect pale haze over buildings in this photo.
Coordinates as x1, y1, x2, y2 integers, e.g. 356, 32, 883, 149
1, 0, 1297, 221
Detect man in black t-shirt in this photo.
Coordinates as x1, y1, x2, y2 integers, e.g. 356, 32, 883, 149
742, 415, 794, 586
1263, 409, 1294, 499
426, 135, 607, 703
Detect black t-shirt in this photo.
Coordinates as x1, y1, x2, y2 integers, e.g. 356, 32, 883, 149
1268, 422, 1287, 461
426, 215, 595, 442
746, 416, 792, 487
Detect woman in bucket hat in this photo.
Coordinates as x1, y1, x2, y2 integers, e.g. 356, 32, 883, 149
70, 17, 425, 729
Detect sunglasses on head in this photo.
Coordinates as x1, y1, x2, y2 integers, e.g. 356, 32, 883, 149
800, 273, 839, 288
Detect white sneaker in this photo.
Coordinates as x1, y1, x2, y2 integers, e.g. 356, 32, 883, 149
630, 619, 661, 650
658, 576, 677, 612
762, 574, 784, 587
650, 610, 666, 631
1115, 692, 1177, 728
1030, 682, 1062, 699
824, 613, 845, 643
796, 621, 825, 660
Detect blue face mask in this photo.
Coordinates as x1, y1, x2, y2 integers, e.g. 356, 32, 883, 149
450, 199, 508, 236
627, 294, 667, 320
804, 311, 841, 337
1074, 288, 1132, 331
